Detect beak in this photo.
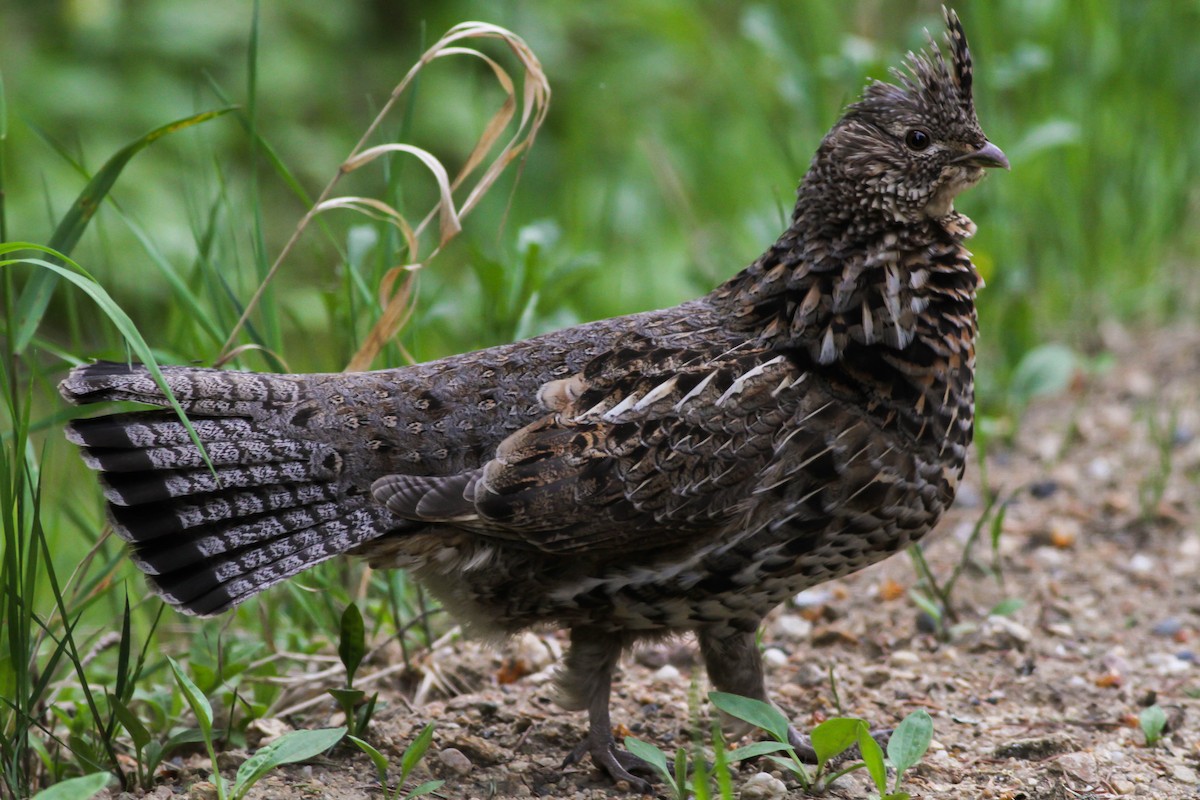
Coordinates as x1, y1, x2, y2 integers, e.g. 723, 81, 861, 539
952, 141, 1010, 170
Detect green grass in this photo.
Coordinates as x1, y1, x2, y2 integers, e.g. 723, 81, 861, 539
2, 1, 1199, 795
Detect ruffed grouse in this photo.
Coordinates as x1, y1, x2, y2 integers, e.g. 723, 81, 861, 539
61, 9, 1006, 791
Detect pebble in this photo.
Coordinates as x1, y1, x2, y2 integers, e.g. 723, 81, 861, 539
653, 664, 682, 683
762, 648, 788, 669
739, 771, 787, 800
1152, 617, 1183, 636
993, 733, 1076, 760
1174, 764, 1198, 783
1111, 778, 1136, 794
771, 614, 813, 641
1029, 479, 1059, 499
186, 783, 218, 800
1086, 457, 1114, 482
1147, 652, 1193, 674
1127, 553, 1155, 575
889, 649, 921, 667
792, 663, 826, 687
438, 747, 473, 776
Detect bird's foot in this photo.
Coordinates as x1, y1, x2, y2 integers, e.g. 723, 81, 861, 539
563, 733, 656, 794
788, 725, 893, 764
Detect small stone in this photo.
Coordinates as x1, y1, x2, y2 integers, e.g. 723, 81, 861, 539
793, 663, 826, 687
1173, 764, 1198, 783
762, 648, 788, 669
861, 667, 891, 687
1054, 752, 1096, 784
1086, 457, 1114, 482
1029, 480, 1059, 499
771, 614, 813, 641
508, 759, 531, 774
889, 649, 920, 667
1111, 778, 1135, 794
438, 747, 473, 776
653, 664, 682, 683
993, 734, 1076, 760
739, 771, 787, 800
187, 783, 219, 800
1152, 617, 1183, 637
1127, 553, 1155, 575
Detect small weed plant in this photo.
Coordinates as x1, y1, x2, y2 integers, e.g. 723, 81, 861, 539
626, 692, 933, 799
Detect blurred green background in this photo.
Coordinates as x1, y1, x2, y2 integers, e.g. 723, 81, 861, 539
6, 0, 1198, 381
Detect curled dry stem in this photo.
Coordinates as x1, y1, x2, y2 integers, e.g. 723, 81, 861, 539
218, 21, 551, 371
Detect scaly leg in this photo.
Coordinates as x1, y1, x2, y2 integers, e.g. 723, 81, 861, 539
698, 625, 891, 762
557, 627, 655, 792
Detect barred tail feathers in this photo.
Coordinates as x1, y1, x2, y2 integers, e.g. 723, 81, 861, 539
61, 363, 397, 616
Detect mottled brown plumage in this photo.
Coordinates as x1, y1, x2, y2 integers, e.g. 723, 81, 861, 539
61, 10, 1006, 790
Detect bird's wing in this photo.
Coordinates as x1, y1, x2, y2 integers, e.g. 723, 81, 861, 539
372, 348, 813, 556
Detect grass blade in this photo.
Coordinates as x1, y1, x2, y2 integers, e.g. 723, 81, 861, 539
12, 107, 234, 352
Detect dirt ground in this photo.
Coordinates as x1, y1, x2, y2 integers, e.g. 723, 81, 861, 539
116, 325, 1200, 800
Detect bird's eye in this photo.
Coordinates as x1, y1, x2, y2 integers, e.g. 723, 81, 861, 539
905, 129, 931, 151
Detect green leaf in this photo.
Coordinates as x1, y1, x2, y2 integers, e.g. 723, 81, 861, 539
29, 773, 112, 800
399, 722, 437, 783
233, 726, 347, 799
1008, 343, 1076, 408
810, 717, 864, 768
857, 725, 888, 795
724, 740, 794, 762
168, 657, 213, 733
12, 107, 235, 352
1139, 704, 1167, 746
673, 747, 688, 798
907, 589, 943, 626
988, 597, 1026, 617
708, 692, 790, 743
110, 694, 151, 751
347, 735, 389, 785
338, 602, 366, 685
329, 687, 365, 712
887, 710, 934, 786
623, 736, 673, 786
404, 780, 446, 800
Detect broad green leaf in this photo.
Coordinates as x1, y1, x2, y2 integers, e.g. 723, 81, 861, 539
725, 740, 794, 762
347, 735, 389, 784
233, 726, 347, 798
623, 736, 672, 785
887, 710, 933, 779
338, 602, 366, 684
708, 692, 790, 743
404, 780, 446, 799
110, 694, 151, 751
167, 657, 213, 732
1008, 343, 1076, 408
399, 722, 437, 782
13, 107, 235, 352
810, 717, 864, 768
857, 725, 888, 795
29, 773, 112, 800
1140, 704, 1167, 745
988, 597, 1026, 617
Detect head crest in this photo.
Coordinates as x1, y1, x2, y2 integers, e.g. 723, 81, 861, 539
876, 7, 975, 117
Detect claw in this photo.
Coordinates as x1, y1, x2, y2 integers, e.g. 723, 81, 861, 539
562, 733, 655, 793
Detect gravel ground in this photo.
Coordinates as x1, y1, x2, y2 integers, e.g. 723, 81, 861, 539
110, 325, 1200, 799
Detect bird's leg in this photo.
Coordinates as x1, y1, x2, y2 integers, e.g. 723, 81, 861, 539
558, 626, 654, 791
699, 626, 890, 763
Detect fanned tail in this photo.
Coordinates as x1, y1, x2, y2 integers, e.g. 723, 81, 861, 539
60, 362, 399, 615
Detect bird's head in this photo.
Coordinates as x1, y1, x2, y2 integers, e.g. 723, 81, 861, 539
802, 9, 1008, 229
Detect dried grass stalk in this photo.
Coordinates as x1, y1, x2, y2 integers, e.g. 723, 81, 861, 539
218, 21, 551, 371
